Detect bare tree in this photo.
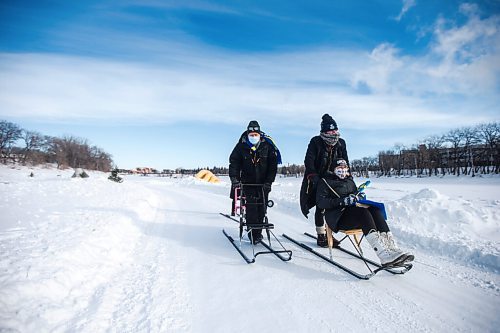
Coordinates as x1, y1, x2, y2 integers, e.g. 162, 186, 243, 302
46, 137, 67, 169
21, 130, 45, 165
422, 135, 445, 176
476, 122, 500, 174
378, 149, 397, 176
89, 146, 113, 172
460, 126, 481, 175
0, 120, 23, 163
393, 143, 406, 176
443, 129, 464, 176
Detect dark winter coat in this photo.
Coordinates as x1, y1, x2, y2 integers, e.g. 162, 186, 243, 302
229, 132, 278, 198
299, 136, 349, 217
316, 176, 357, 231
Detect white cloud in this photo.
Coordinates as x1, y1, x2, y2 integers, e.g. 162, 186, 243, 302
127, 0, 240, 15
353, 5, 500, 99
428, 3, 500, 86
0, 50, 493, 134
1, 5, 499, 134
395, 0, 417, 22
351, 43, 403, 93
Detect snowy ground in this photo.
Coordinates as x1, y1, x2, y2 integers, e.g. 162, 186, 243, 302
0, 165, 499, 332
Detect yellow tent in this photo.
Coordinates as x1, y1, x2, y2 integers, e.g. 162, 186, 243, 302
195, 170, 220, 183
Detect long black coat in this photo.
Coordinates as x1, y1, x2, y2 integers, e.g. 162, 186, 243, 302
316, 177, 357, 231
229, 132, 278, 198
299, 136, 349, 217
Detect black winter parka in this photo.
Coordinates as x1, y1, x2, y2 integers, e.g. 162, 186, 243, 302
229, 132, 278, 197
299, 136, 349, 217
315, 176, 357, 231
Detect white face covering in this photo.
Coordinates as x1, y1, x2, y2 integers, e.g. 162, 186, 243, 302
334, 167, 349, 179
248, 134, 260, 145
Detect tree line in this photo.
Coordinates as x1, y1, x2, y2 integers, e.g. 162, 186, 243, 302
0, 120, 113, 172
5, 118, 496, 177
350, 122, 500, 177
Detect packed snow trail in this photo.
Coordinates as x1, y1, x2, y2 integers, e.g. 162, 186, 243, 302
0, 167, 499, 332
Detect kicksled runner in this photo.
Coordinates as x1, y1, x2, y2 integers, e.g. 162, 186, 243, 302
221, 184, 292, 264
283, 232, 412, 280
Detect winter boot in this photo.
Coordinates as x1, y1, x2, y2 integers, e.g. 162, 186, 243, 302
317, 233, 328, 248
316, 226, 340, 248
366, 231, 406, 266
381, 232, 414, 263
249, 232, 263, 245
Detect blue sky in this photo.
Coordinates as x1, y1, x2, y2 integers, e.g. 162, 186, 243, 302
1, 0, 499, 169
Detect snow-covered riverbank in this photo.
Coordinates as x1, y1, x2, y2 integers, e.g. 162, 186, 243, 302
1, 165, 499, 332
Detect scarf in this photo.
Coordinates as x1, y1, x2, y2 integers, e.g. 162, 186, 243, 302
320, 132, 339, 147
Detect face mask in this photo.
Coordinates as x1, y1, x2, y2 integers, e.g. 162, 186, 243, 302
320, 132, 339, 146
248, 134, 260, 145
334, 167, 349, 179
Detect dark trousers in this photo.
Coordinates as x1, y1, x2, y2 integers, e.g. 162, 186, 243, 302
315, 207, 324, 227
244, 187, 267, 238
335, 206, 390, 235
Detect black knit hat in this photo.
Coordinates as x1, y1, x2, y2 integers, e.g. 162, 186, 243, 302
333, 158, 348, 168
247, 120, 260, 133
320, 114, 338, 133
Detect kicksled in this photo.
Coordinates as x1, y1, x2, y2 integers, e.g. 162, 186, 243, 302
221, 213, 292, 264
280, 180, 412, 280
282, 232, 412, 280
221, 184, 292, 264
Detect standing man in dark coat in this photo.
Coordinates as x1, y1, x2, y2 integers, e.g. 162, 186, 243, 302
299, 114, 349, 247
229, 120, 279, 244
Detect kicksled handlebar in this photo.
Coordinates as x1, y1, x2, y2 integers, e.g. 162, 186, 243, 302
233, 184, 274, 208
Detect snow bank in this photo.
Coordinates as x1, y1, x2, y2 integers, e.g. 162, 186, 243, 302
388, 188, 500, 271
0, 166, 162, 331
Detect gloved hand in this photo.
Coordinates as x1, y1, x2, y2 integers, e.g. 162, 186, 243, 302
342, 194, 358, 207
263, 183, 272, 193
357, 192, 367, 201
230, 177, 241, 190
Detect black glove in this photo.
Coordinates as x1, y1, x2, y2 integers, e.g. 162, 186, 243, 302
341, 194, 358, 207
357, 192, 367, 201
230, 177, 241, 190
263, 183, 272, 193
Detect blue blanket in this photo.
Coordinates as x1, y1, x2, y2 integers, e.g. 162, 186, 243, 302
357, 199, 387, 220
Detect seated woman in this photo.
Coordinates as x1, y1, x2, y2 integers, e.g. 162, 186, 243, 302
316, 158, 414, 266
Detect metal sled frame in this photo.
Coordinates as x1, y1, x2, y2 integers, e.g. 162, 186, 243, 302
282, 232, 411, 280
221, 184, 292, 264
307, 228, 412, 277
